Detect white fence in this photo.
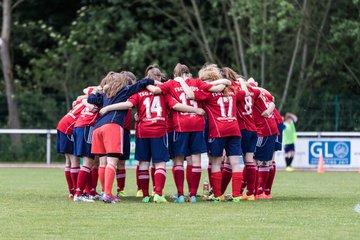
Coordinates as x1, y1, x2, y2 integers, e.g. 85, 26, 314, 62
0, 129, 359, 169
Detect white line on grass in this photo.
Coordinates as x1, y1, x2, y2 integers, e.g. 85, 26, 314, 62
354, 204, 360, 214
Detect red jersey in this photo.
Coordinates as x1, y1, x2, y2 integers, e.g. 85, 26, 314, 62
195, 89, 240, 138
128, 90, 167, 138
158, 78, 213, 132
233, 83, 258, 132
124, 109, 132, 130
252, 92, 279, 137
264, 93, 283, 124
74, 107, 99, 128
163, 94, 178, 133
56, 100, 85, 134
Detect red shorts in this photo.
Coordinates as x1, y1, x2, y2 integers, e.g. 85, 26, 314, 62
91, 123, 123, 155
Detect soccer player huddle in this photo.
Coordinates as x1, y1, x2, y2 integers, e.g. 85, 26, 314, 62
56, 63, 284, 204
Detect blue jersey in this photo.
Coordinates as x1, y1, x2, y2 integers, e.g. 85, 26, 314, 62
88, 78, 154, 129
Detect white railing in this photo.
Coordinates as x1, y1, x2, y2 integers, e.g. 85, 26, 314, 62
0, 129, 359, 165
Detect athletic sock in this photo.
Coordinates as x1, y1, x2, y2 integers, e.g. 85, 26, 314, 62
285, 157, 290, 167
240, 165, 247, 195
150, 165, 156, 192
265, 161, 276, 195
207, 162, 212, 187
136, 165, 140, 190
288, 157, 294, 167
104, 163, 116, 196
70, 166, 80, 194
138, 170, 150, 197
154, 167, 166, 196
221, 162, 232, 195
189, 166, 201, 197
211, 171, 222, 197
75, 166, 91, 196
186, 164, 192, 193
98, 166, 105, 193
231, 172, 243, 197
64, 165, 73, 194
173, 164, 184, 196
91, 167, 98, 193
116, 169, 126, 192
245, 162, 257, 196
256, 165, 270, 195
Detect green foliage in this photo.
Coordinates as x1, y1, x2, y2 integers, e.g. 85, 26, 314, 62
0, 0, 359, 132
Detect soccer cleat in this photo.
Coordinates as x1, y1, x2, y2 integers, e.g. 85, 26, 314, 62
225, 194, 233, 201
153, 194, 167, 203
232, 196, 241, 202
188, 196, 197, 203
240, 194, 255, 201
175, 195, 185, 203
255, 193, 269, 200
136, 189, 143, 198
73, 194, 95, 202
286, 167, 295, 172
68, 194, 74, 199
102, 194, 118, 204
206, 196, 222, 202
142, 196, 151, 203
219, 195, 226, 201
117, 190, 127, 198
265, 194, 273, 199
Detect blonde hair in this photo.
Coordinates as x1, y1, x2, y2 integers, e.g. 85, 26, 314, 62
198, 64, 222, 82
104, 72, 130, 98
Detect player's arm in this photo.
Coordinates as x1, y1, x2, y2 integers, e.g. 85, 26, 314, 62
146, 80, 163, 94
207, 84, 226, 93
172, 103, 205, 115
285, 112, 298, 122
261, 96, 275, 118
237, 78, 250, 96
210, 79, 231, 86
173, 77, 194, 100
81, 99, 99, 112
99, 102, 134, 115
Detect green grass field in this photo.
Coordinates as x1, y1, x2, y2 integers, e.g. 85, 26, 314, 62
0, 168, 359, 239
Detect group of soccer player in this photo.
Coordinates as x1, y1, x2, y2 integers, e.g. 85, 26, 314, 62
56, 63, 285, 204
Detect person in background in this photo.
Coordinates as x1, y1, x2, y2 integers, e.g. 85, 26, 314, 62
283, 112, 298, 172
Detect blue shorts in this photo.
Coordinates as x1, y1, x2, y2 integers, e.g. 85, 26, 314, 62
167, 131, 175, 159
208, 136, 242, 157
173, 131, 207, 157
274, 124, 284, 151
254, 135, 276, 161
284, 143, 295, 153
240, 130, 258, 154
135, 135, 169, 163
120, 129, 130, 160
204, 119, 209, 150
56, 131, 74, 154
73, 126, 95, 159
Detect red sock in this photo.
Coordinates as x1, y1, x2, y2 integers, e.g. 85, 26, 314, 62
138, 170, 150, 197
232, 172, 243, 197
116, 169, 126, 192
70, 167, 80, 193
207, 162, 212, 187
211, 171, 222, 197
245, 162, 257, 196
136, 165, 140, 190
240, 165, 247, 195
173, 165, 184, 196
91, 167, 98, 193
85, 172, 95, 195
186, 164, 192, 193
104, 163, 116, 196
256, 166, 270, 195
98, 166, 105, 192
151, 165, 156, 192
220, 160, 225, 172
154, 168, 166, 196
221, 162, 232, 195
190, 166, 201, 197
64, 166, 73, 194
265, 161, 276, 195
75, 166, 91, 196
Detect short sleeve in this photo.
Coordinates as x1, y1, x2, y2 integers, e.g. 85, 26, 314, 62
158, 81, 172, 95
194, 78, 213, 91
128, 93, 139, 107
164, 93, 179, 109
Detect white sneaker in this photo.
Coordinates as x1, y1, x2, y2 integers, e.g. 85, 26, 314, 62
73, 194, 95, 202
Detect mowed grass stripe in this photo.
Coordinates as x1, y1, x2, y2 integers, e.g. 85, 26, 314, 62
0, 169, 359, 239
